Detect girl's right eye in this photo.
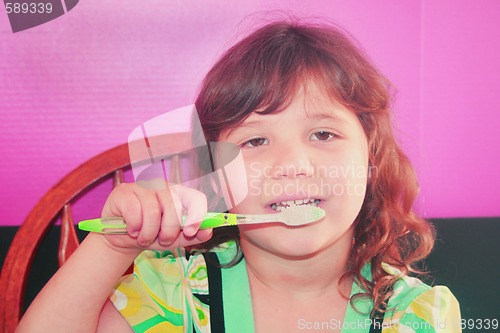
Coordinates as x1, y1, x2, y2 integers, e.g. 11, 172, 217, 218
241, 137, 268, 148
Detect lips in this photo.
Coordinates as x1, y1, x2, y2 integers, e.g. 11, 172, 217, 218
270, 198, 321, 212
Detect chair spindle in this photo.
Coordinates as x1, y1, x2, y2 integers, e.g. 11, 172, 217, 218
58, 204, 80, 266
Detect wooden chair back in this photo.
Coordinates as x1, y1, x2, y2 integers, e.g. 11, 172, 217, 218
0, 132, 190, 333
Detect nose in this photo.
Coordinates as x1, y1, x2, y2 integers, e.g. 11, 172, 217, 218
270, 146, 314, 179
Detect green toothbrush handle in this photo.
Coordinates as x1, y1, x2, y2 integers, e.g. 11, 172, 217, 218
78, 217, 127, 233
198, 212, 238, 229
78, 212, 238, 234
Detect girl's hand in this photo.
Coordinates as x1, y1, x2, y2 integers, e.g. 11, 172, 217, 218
100, 181, 213, 254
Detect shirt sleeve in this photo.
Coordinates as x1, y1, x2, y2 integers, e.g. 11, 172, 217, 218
383, 285, 462, 333
109, 249, 211, 333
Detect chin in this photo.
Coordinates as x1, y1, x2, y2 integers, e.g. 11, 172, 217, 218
241, 224, 339, 259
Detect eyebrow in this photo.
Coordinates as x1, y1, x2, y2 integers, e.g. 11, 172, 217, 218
222, 121, 262, 140
223, 109, 351, 139
304, 111, 350, 125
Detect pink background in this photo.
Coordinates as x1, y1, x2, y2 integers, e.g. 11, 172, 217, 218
1, 0, 499, 227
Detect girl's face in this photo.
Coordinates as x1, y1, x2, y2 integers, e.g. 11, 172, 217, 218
219, 83, 369, 258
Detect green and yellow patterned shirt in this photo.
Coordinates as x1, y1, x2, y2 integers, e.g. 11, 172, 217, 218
111, 241, 461, 333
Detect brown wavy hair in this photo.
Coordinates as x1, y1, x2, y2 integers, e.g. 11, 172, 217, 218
194, 18, 435, 315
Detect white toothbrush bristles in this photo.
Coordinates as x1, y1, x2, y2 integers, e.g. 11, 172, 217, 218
278, 205, 325, 226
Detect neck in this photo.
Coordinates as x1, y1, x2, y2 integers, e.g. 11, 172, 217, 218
240, 229, 354, 300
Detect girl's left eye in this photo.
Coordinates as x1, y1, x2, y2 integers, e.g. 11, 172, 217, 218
311, 131, 336, 141
241, 137, 268, 148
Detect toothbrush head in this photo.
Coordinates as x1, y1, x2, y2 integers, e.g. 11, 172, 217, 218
279, 205, 325, 226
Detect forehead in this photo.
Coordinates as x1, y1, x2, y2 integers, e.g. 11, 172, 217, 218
216, 76, 366, 143
218, 95, 360, 145
240, 83, 353, 125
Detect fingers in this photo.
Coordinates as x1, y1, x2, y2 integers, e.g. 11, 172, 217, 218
102, 183, 143, 237
134, 186, 163, 247
102, 182, 212, 251
194, 228, 213, 243
174, 185, 208, 237
156, 185, 208, 245
102, 184, 162, 246
147, 228, 214, 251
157, 186, 183, 246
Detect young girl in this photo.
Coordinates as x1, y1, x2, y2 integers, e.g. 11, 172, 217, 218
17, 19, 461, 333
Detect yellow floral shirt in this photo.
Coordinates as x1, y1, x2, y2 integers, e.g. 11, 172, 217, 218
111, 242, 461, 333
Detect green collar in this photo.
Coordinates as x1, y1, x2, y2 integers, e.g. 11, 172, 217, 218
215, 244, 373, 333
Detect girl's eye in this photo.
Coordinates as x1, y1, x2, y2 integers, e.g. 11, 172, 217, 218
311, 131, 335, 141
242, 137, 268, 148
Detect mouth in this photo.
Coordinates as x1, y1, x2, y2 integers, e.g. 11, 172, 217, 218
270, 198, 321, 212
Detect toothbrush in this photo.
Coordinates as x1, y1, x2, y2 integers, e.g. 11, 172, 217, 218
78, 205, 325, 234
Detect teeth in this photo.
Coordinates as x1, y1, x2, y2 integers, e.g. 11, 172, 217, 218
270, 199, 321, 211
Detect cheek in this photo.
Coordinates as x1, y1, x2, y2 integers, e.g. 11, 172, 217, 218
244, 161, 269, 195
316, 151, 368, 208
215, 149, 250, 210
225, 161, 269, 214
318, 153, 368, 181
